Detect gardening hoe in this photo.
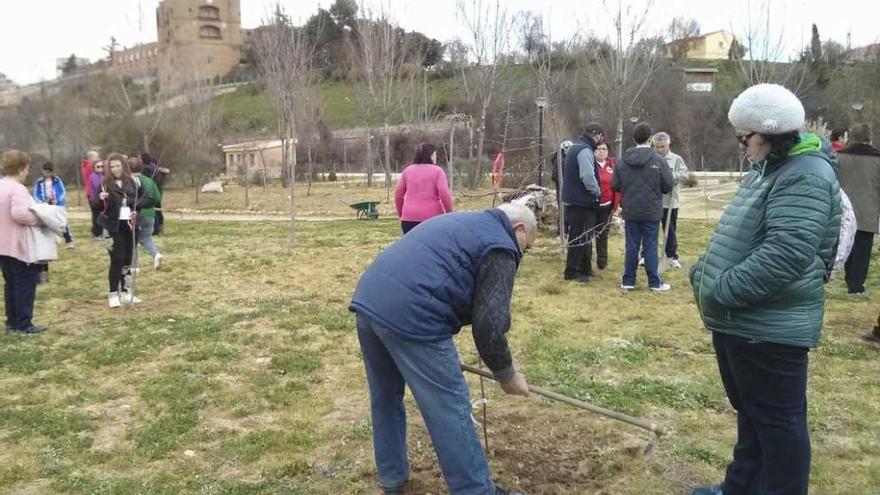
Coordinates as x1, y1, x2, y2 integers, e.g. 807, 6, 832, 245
461, 363, 667, 455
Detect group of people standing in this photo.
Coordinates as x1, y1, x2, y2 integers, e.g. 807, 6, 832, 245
557, 121, 688, 291
361, 83, 875, 495
1, 149, 170, 336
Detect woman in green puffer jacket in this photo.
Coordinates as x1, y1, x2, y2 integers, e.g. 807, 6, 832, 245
689, 84, 841, 495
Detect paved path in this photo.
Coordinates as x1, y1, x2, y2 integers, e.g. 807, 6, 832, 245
66, 208, 349, 223
67, 184, 739, 224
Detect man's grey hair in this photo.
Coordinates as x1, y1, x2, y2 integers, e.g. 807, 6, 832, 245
87, 150, 100, 161
652, 132, 671, 145
497, 202, 538, 240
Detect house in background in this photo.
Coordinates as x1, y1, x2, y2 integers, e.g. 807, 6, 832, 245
684, 68, 719, 92
665, 30, 738, 60
222, 139, 289, 181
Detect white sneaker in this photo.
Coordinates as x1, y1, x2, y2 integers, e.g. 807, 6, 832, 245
670, 259, 682, 269
650, 283, 672, 292
638, 257, 645, 266
153, 253, 162, 271
66, 242, 75, 249
108, 292, 121, 308
121, 291, 142, 304
620, 284, 636, 291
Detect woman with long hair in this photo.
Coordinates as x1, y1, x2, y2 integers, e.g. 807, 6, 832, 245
393, 143, 453, 234
92, 153, 154, 308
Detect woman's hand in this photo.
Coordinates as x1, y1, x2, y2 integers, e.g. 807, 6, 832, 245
99, 192, 109, 200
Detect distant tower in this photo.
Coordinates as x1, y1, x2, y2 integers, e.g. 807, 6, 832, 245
156, 0, 243, 87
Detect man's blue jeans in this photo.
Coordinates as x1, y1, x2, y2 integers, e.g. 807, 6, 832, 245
356, 313, 496, 495
713, 332, 811, 495
622, 220, 661, 288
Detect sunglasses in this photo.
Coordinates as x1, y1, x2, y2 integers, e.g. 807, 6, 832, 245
737, 131, 756, 145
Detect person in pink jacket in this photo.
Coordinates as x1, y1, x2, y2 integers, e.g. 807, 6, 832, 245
394, 143, 453, 233
0, 150, 44, 334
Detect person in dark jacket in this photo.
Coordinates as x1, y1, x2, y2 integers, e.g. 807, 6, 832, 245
689, 84, 842, 495
611, 122, 673, 291
92, 153, 155, 308
562, 122, 605, 282
349, 203, 535, 495
88, 158, 105, 239
837, 123, 880, 295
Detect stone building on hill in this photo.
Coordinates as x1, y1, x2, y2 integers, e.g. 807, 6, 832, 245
110, 0, 246, 87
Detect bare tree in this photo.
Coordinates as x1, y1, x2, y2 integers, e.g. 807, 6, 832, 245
456, 0, 517, 188
518, 11, 548, 63
254, 3, 322, 242
19, 84, 66, 163
174, 79, 216, 205
349, 4, 424, 199
731, 0, 812, 94
578, 0, 663, 157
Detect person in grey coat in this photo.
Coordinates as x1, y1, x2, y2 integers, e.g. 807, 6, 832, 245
652, 132, 688, 267
837, 122, 880, 295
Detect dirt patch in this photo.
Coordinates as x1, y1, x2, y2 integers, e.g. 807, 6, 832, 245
84, 398, 138, 451
395, 402, 657, 495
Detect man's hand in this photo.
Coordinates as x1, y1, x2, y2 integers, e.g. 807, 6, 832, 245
500, 372, 530, 396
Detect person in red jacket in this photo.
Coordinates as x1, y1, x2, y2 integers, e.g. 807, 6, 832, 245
830, 129, 846, 152
594, 142, 620, 270
81, 150, 98, 199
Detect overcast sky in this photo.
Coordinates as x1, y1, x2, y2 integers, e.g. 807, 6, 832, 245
2, 0, 879, 86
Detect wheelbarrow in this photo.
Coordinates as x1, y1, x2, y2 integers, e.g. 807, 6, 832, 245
349, 201, 380, 220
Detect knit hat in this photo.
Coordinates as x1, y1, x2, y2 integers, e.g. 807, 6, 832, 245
728, 84, 805, 135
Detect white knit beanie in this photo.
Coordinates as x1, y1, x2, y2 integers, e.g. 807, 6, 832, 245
728, 84, 805, 135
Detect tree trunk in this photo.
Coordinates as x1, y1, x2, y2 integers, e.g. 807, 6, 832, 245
365, 135, 372, 189
448, 125, 455, 194
468, 118, 474, 160
384, 122, 392, 201
306, 143, 314, 197
244, 158, 250, 208
473, 111, 487, 189
194, 173, 200, 205
257, 148, 268, 192
290, 139, 297, 243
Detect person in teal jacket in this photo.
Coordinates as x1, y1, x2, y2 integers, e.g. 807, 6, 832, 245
689, 84, 841, 495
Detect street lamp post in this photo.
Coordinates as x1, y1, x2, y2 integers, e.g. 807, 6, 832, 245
535, 96, 548, 186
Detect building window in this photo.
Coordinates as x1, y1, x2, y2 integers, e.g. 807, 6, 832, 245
719, 41, 725, 49
199, 25, 221, 39
199, 5, 220, 20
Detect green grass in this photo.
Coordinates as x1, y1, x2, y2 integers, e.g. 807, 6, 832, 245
0, 211, 877, 494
